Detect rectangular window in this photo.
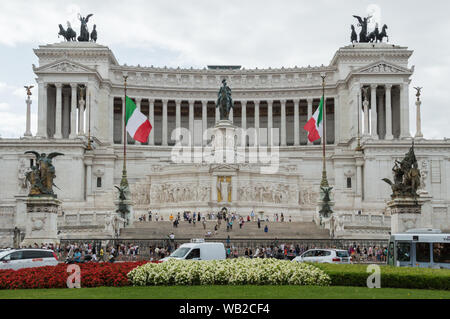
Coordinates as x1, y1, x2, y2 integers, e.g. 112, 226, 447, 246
416, 242, 430, 262
433, 243, 450, 263
97, 177, 102, 188
396, 242, 410, 262
346, 177, 352, 189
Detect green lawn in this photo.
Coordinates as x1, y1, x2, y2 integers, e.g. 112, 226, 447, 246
0, 285, 449, 299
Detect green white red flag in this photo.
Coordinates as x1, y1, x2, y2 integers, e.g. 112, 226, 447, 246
303, 96, 323, 142
125, 96, 152, 143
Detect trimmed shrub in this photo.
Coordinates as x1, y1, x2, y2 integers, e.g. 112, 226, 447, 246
314, 263, 450, 290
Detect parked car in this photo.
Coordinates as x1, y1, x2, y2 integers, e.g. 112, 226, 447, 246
292, 249, 352, 264
0, 249, 59, 270
161, 239, 226, 262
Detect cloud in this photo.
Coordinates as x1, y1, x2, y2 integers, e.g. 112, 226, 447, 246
0, 103, 10, 111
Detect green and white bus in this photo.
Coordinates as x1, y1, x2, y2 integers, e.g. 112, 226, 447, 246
387, 229, 450, 269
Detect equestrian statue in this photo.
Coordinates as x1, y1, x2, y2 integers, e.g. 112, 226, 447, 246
216, 79, 233, 121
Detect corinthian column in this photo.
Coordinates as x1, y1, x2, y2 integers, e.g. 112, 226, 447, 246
415, 88, 423, 138
268, 100, 273, 146
370, 84, 378, 139
175, 99, 181, 129
149, 99, 155, 145
189, 100, 194, 145
400, 82, 411, 139
307, 98, 312, 145
241, 100, 247, 130
281, 99, 286, 146
78, 87, 86, 136
24, 94, 32, 137
162, 99, 168, 146
54, 83, 63, 139
385, 85, 393, 140
136, 98, 142, 145
70, 84, 77, 138
202, 100, 207, 146
294, 99, 299, 146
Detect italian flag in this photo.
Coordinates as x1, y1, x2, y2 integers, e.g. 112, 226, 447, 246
125, 96, 152, 143
303, 96, 323, 142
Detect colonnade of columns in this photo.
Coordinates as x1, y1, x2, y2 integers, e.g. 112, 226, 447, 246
360, 83, 409, 140
36, 82, 88, 139
112, 97, 337, 146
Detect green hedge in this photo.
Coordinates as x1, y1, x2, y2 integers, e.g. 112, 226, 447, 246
314, 264, 450, 290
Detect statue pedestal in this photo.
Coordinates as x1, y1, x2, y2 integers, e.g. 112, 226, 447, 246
21, 196, 61, 247
212, 120, 238, 164
387, 197, 425, 233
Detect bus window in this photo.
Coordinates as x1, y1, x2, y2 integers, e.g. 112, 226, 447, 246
416, 243, 430, 262
397, 242, 411, 262
433, 243, 450, 263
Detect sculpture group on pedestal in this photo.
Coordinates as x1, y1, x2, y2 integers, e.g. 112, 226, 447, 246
24, 151, 64, 198
351, 15, 388, 43
58, 14, 97, 42
383, 143, 421, 199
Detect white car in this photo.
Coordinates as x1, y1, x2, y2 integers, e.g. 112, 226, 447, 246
0, 249, 59, 270
292, 249, 352, 264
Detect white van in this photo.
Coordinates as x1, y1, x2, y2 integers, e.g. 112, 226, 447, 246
161, 240, 226, 261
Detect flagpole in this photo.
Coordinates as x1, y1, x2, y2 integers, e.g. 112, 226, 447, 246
320, 73, 329, 188
120, 75, 129, 188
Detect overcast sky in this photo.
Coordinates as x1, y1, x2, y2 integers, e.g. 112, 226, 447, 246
0, 0, 449, 139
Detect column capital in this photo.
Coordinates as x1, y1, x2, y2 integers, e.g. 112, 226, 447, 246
306, 97, 313, 104
240, 100, 247, 106
55, 83, 63, 89
162, 99, 168, 104
370, 84, 378, 90
201, 100, 208, 105
254, 100, 260, 106
148, 98, 155, 104
267, 100, 273, 106
280, 99, 287, 105
135, 97, 142, 103
385, 84, 393, 90
188, 100, 195, 106
174, 99, 181, 105
293, 99, 299, 106
70, 83, 78, 89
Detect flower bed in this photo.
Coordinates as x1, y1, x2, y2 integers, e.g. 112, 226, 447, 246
128, 258, 331, 286
0, 261, 146, 290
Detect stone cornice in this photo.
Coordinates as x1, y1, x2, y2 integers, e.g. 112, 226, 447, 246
330, 43, 413, 66
34, 42, 119, 65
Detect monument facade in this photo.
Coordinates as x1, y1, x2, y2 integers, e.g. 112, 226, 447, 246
0, 26, 450, 244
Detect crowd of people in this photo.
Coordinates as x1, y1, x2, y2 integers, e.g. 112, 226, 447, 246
138, 210, 282, 237
41, 240, 388, 264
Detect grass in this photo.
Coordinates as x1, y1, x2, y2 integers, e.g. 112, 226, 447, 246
0, 285, 449, 299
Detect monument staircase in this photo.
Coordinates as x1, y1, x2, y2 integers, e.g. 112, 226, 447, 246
119, 220, 330, 239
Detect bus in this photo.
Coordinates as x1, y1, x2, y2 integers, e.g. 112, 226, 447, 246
387, 229, 450, 269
